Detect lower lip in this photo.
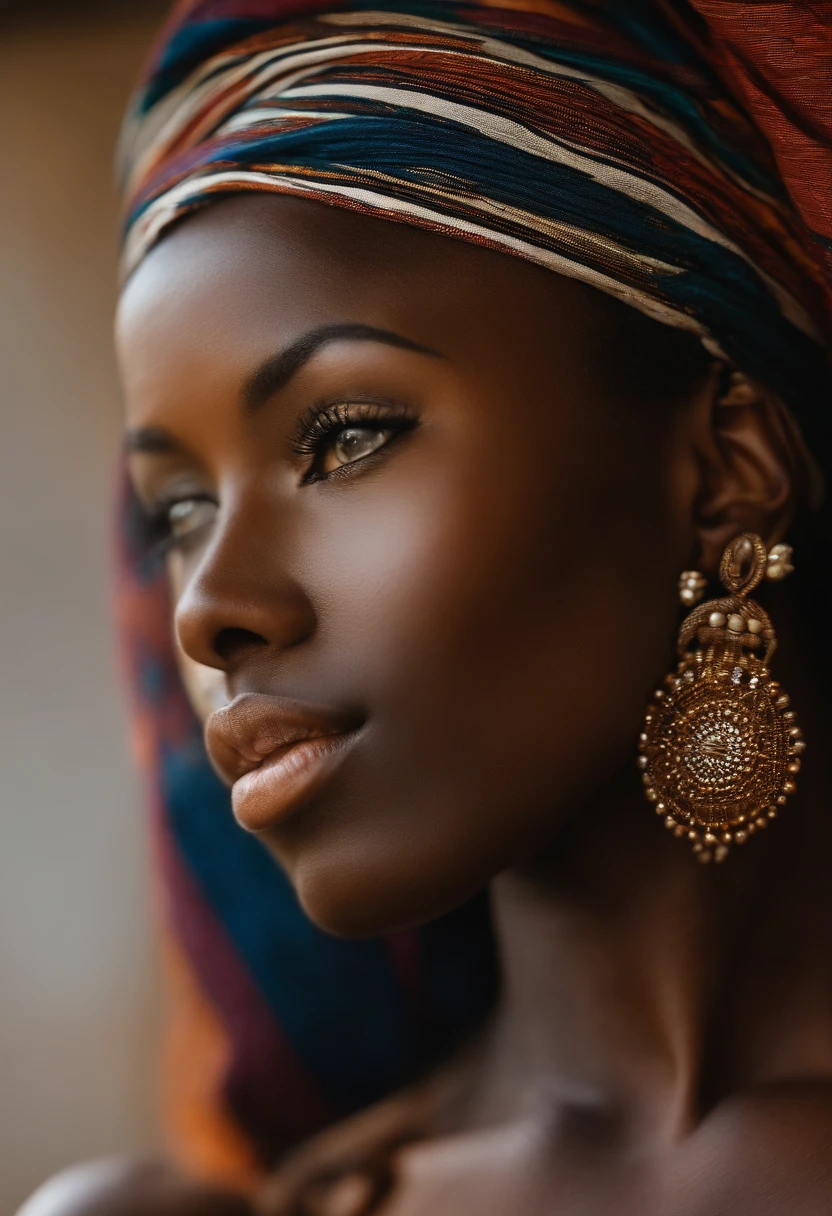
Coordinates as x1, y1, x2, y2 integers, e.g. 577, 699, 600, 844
231, 733, 356, 833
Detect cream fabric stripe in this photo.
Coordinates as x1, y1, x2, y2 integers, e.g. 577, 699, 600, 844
220, 107, 352, 131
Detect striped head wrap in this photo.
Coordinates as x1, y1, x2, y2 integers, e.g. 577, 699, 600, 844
120, 1, 832, 409
117, 0, 832, 1186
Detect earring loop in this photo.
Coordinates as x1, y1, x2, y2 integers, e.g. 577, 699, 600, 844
718, 533, 768, 598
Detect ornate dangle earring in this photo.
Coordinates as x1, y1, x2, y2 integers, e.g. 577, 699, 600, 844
639, 534, 803, 863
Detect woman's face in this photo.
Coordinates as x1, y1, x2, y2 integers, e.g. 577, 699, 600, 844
118, 195, 705, 935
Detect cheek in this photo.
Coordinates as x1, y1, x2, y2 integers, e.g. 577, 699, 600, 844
303, 399, 677, 718
279, 410, 686, 933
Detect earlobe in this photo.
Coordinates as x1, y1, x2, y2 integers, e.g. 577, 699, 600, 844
692, 369, 809, 575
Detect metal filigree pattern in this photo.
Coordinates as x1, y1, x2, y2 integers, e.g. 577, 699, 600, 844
639, 534, 804, 863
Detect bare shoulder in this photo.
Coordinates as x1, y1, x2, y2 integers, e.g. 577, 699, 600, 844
681, 1080, 832, 1216
15, 1159, 251, 1216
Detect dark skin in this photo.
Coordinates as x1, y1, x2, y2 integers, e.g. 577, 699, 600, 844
31, 194, 832, 1214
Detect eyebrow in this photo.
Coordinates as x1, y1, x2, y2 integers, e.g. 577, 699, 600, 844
124, 425, 181, 454
242, 322, 444, 413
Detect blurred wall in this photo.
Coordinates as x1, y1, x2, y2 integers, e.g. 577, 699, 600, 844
0, 12, 165, 1208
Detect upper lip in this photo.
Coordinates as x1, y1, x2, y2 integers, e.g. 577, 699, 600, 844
206, 692, 362, 787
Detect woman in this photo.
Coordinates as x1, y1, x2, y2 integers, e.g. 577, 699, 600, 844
22, 1, 832, 1213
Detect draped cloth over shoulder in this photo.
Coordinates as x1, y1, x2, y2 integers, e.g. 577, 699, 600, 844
116, 0, 832, 1187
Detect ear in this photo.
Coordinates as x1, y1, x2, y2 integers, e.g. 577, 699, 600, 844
691, 369, 815, 577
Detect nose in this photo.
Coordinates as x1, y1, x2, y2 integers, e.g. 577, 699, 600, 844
174, 502, 316, 674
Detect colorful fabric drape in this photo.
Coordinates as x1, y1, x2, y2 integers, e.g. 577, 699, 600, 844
117, 0, 832, 1187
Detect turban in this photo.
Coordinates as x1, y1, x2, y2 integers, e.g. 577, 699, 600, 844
120, 1, 832, 411
116, 0, 832, 1185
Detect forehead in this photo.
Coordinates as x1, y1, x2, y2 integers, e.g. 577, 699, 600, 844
119, 194, 489, 353
117, 192, 606, 367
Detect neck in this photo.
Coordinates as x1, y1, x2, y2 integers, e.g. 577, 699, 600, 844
467, 629, 832, 1144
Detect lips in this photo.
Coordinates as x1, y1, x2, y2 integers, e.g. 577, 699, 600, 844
206, 693, 362, 832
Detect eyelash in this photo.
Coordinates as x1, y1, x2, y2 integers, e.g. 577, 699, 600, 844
291, 399, 418, 482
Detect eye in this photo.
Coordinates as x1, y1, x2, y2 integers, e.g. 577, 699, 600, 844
291, 400, 418, 483
167, 497, 217, 540
321, 426, 393, 475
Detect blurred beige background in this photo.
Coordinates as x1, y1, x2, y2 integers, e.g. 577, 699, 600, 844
0, 6, 168, 1208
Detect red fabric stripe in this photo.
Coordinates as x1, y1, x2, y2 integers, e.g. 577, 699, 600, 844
685, 1, 832, 322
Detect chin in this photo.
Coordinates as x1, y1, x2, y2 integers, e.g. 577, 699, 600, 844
286, 854, 432, 939
271, 826, 480, 939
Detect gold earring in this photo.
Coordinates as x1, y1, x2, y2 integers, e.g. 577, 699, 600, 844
639, 534, 804, 863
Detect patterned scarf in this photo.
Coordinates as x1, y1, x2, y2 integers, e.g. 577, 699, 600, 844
117, 0, 832, 1187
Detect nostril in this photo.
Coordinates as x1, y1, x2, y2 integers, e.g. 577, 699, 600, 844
213, 626, 269, 664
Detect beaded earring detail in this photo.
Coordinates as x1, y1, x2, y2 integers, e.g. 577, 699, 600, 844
639, 534, 803, 863
679, 569, 707, 607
